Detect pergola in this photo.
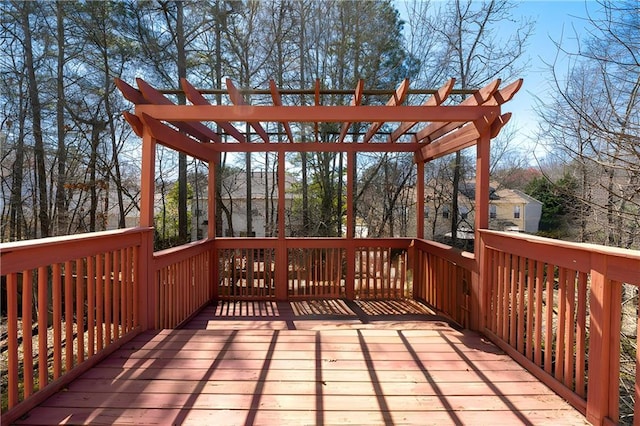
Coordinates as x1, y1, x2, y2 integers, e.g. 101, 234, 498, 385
117, 76, 519, 236
115, 76, 521, 322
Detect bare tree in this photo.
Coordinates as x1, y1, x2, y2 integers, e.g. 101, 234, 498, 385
536, 0, 639, 248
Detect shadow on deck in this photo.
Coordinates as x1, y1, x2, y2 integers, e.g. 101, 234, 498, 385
15, 300, 588, 425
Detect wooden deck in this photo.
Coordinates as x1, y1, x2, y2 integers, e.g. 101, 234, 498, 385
15, 300, 588, 425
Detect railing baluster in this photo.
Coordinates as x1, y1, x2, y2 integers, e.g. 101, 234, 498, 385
37, 266, 48, 389
534, 260, 544, 366
64, 261, 73, 371
555, 266, 567, 382
76, 258, 85, 364
22, 271, 34, 399
52, 264, 62, 379
87, 255, 95, 356
526, 258, 534, 360
104, 252, 112, 345
96, 254, 104, 351
7, 272, 18, 407
544, 263, 554, 375
575, 271, 587, 398
564, 269, 576, 390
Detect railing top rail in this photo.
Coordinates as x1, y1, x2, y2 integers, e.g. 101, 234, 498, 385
0, 227, 153, 252
480, 229, 640, 285
0, 227, 152, 275
413, 238, 476, 272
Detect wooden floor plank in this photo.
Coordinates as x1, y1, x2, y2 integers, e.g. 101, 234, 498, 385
15, 300, 588, 425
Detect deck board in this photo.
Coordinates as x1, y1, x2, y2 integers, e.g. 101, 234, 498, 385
15, 300, 588, 425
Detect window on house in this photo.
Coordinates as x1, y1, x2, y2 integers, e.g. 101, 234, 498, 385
514, 205, 521, 219
424, 207, 429, 218
442, 206, 450, 219
489, 205, 497, 219
460, 206, 469, 220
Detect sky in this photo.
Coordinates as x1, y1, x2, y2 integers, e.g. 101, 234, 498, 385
506, 1, 599, 160
398, 0, 602, 163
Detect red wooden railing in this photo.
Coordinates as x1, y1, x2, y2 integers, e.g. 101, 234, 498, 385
479, 230, 640, 425
214, 238, 413, 301
153, 239, 213, 328
0, 227, 151, 424
412, 239, 475, 327
4, 227, 638, 425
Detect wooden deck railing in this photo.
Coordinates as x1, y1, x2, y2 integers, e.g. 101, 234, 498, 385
479, 230, 640, 425
412, 239, 475, 327
214, 238, 413, 301
153, 239, 213, 328
5, 227, 638, 425
0, 227, 151, 425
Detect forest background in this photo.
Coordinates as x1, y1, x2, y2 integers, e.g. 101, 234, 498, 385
0, 0, 638, 251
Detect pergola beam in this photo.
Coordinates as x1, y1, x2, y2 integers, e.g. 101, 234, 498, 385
388, 78, 455, 143
180, 78, 247, 143
269, 80, 295, 143
338, 79, 364, 143
419, 122, 481, 161
140, 113, 215, 162
225, 79, 270, 142
415, 79, 501, 144
134, 104, 500, 124
135, 78, 222, 144
362, 78, 409, 143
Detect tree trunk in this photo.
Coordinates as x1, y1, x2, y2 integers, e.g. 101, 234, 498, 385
21, 3, 49, 238
55, 0, 68, 236
176, 0, 188, 244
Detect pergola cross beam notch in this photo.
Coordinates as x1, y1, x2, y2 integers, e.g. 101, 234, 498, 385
118, 77, 521, 161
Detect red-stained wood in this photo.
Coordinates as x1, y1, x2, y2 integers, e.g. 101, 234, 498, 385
7, 273, 18, 407
555, 266, 566, 383
14, 319, 587, 426
534, 260, 544, 366
105, 252, 112, 345
0, 227, 147, 275
389, 78, 455, 143
140, 113, 214, 162
525, 258, 534, 360
76, 258, 85, 364
52, 264, 62, 379
362, 79, 409, 143
113, 249, 120, 341
415, 79, 501, 143
135, 104, 501, 126
22, 271, 34, 399
87, 256, 95, 357
135, 78, 221, 144
64, 261, 73, 372
575, 271, 587, 398
37, 266, 48, 389
635, 304, 640, 426
181, 78, 246, 142
225, 78, 269, 142
338, 80, 364, 143
96, 254, 104, 351
269, 79, 294, 143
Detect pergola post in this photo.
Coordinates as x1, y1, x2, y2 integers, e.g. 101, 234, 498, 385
472, 126, 491, 331
209, 152, 218, 301
276, 150, 287, 301
139, 126, 157, 330
345, 151, 356, 300
416, 159, 425, 239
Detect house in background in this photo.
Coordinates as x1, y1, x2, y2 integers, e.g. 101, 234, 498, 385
191, 169, 297, 239
424, 181, 542, 242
